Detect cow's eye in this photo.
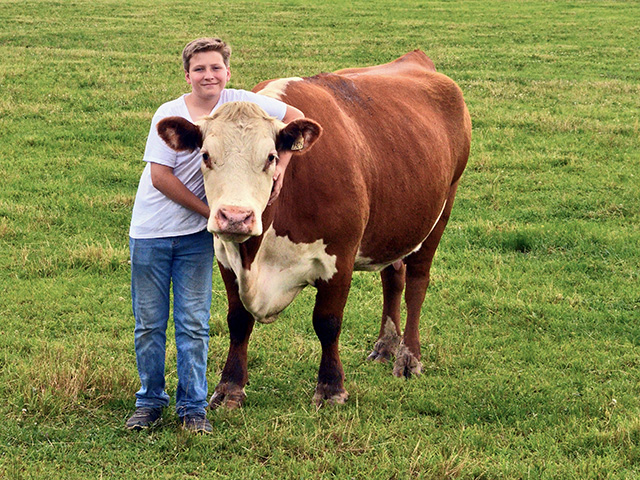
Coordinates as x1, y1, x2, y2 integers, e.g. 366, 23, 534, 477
265, 153, 278, 170
201, 151, 213, 169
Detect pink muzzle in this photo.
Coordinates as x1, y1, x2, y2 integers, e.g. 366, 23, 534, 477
214, 206, 256, 235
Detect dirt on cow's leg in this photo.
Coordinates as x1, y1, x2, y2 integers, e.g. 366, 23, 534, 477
392, 340, 423, 378
313, 383, 349, 408
394, 182, 460, 379
211, 276, 255, 410
368, 263, 405, 362
312, 311, 349, 408
367, 316, 401, 362
312, 274, 352, 408
209, 382, 246, 410
395, 259, 429, 379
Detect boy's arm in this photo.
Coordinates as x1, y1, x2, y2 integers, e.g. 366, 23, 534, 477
282, 105, 305, 124
150, 163, 210, 219
269, 105, 305, 205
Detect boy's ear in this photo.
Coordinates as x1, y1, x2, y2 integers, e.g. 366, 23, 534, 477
157, 116, 203, 152
276, 119, 322, 154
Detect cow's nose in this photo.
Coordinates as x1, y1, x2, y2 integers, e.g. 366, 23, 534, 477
215, 206, 256, 233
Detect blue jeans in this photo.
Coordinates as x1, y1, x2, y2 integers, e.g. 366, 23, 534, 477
130, 229, 214, 417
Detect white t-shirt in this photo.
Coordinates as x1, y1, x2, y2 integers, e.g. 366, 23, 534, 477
129, 89, 288, 239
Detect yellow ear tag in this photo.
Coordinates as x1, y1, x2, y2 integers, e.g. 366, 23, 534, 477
291, 135, 305, 151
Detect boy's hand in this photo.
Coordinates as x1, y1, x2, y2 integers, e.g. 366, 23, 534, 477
268, 172, 283, 205
268, 106, 304, 206
268, 151, 292, 205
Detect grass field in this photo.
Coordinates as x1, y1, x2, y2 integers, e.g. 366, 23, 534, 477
1, 0, 639, 478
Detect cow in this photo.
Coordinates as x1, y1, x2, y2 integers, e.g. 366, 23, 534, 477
157, 50, 471, 408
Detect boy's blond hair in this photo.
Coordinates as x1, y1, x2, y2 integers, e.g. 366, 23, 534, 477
182, 37, 231, 71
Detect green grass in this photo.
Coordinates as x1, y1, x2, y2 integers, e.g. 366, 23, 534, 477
1, 0, 639, 478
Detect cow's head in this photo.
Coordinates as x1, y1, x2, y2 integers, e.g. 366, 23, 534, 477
157, 101, 322, 242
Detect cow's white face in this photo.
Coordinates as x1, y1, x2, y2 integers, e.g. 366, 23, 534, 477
156, 101, 322, 243
200, 113, 279, 242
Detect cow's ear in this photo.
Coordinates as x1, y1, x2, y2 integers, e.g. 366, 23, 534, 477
276, 119, 322, 154
157, 116, 203, 152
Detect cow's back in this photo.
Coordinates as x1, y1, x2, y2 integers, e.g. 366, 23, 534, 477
255, 51, 471, 266
334, 49, 436, 76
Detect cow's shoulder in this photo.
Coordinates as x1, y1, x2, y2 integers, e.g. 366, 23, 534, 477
253, 77, 304, 100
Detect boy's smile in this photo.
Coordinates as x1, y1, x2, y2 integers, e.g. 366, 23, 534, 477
185, 51, 231, 104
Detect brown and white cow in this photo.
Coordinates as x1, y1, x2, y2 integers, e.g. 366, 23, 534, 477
158, 50, 471, 408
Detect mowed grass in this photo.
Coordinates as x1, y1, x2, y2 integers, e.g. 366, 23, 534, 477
1, 0, 639, 478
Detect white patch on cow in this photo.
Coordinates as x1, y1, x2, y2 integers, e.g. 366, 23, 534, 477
257, 77, 304, 100
354, 256, 391, 272
215, 226, 338, 323
354, 200, 448, 271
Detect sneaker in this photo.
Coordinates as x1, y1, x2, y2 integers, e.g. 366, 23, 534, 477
125, 407, 163, 430
179, 413, 212, 434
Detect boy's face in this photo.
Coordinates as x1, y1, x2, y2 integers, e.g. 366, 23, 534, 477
185, 50, 231, 101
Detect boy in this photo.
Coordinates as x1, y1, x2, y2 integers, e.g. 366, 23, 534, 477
126, 38, 303, 433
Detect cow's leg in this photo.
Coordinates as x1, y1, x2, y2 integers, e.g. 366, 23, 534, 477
312, 272, 353, 407
367, 262, 405, 362
394, 184, 459, 378
209, 266, 255, 410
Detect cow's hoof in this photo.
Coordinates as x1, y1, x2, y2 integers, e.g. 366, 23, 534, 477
392, 341, 423, 378
367, 348, 391, 362
367, 343, 394, 362
367, 317, 400, 363
313, 383, 349, 408
208, 383, 246, 410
